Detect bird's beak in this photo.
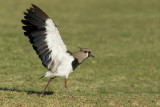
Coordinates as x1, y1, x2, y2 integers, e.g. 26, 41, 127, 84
89, 53, 95, 58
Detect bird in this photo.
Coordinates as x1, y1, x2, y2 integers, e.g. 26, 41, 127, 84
21, 4, 94, 98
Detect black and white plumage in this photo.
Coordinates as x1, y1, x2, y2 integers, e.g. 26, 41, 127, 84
21, 4, 94, 97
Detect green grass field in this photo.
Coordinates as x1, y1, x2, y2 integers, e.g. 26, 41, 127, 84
0, 0, 160, 106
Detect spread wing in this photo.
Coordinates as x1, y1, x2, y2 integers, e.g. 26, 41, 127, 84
21, 4, 68, 71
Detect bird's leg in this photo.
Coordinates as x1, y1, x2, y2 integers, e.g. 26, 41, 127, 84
65, 78, 75, 98
42, 77, 56, 94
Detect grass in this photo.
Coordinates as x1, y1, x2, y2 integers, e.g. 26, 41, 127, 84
0, 0, 160, 106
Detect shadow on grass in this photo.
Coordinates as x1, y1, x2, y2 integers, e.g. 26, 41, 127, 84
0, 87, 54, 95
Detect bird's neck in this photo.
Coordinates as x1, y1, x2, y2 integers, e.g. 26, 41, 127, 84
72, 52, 86, 63
71, 51, 86, 71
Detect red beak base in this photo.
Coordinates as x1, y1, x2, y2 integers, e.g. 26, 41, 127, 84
89, 54, 94, 58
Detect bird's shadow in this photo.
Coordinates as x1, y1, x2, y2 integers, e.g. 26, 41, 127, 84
0, 87, 54, 95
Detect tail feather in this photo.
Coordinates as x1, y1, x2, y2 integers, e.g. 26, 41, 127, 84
39, 75, 45, 79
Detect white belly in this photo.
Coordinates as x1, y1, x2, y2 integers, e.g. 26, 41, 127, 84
44, 55, 74, 78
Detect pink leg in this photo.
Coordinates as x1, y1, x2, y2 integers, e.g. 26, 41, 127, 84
65, 78, 74, 98
42, 77, 56, 94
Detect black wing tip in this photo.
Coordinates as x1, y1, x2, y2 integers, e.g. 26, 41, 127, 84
31, 4, 38, 8
22, 26, 25, 30
31, 4, 35, 6
21, 20, 29, 26
31, 4, 49, 19
21, 4, 48, 35
22, 4, 49, 22
31, 4, 39, 12
24, 32, 29, 36
21, 19, 24, 23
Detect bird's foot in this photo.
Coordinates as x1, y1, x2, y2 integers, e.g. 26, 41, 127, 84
71, 95, 75, 100
41, 90, 45, 95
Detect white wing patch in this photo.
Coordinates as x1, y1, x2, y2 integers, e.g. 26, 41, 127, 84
45, 19, 67, 52
45, 19, 68, 71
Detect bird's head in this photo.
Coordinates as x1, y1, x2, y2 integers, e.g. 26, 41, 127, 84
73, 47, 94, 64
79, 48, 94, 58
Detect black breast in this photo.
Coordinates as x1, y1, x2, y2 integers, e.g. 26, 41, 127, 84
72, 58, 80, 70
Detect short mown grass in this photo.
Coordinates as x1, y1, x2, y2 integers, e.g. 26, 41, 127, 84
0, 0, 160, 106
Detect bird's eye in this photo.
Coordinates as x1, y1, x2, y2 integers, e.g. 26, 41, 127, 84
84, 51, 87, 53
88, 51, 91, 54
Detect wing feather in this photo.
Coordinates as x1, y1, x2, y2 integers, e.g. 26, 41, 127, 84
21, 4, 68, 71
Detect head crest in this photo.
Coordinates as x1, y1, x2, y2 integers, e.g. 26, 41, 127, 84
76, 45, 82, 51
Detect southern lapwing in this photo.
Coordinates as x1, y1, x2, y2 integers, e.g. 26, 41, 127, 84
21, 4, 94, 98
